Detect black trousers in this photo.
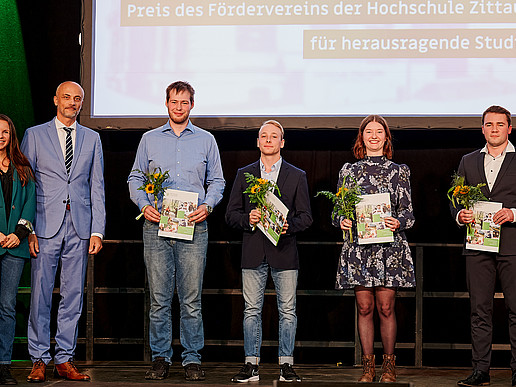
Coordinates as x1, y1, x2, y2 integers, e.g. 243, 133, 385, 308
466, 253, 516, 372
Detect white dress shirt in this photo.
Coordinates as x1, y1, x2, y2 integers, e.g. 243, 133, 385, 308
54, 118, 103, 240
457, 141, 516, 224
55, 118, 76, 160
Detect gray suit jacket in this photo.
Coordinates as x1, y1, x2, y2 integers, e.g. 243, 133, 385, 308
21, 118, 106, 239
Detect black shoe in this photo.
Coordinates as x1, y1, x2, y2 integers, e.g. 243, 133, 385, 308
279, 363, 301, 382
231, 363, 259, 383
457, 369, 490, 386
145, 357, 170, 380
184, 363, 206, 381
0, 364, 17, 385
512, 369, 516, 386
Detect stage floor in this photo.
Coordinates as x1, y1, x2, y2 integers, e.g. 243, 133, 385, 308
9, 362, 513, 386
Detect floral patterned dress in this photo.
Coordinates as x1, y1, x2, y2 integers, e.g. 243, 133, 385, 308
333, 156, 416, 289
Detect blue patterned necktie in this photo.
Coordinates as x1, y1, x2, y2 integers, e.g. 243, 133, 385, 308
63, 127, 73, 174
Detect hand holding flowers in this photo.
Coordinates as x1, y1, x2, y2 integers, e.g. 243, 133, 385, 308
133, 167, 170, 220
447, 173, 487, 233
243, 172, 281, 225
316, 175, 362, 242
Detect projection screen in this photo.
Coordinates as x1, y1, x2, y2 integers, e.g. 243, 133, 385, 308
80, 0, 516, 129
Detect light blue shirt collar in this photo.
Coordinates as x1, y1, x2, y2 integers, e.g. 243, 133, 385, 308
260, 157, 282, 183
162, 120, 194, 136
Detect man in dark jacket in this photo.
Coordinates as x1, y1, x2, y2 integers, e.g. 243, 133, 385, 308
226, 120, 312, 383
451, 105, 516, 387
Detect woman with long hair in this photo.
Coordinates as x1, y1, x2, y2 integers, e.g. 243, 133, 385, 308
333, 115, 415, 383
0, 114, 35, 385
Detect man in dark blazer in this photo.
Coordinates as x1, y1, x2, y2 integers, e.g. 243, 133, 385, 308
451, 105, 516, 387
21, 81, 105, 382
226, 120, 312, 383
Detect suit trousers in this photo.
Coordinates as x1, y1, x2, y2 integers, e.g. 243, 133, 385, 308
28, 210, 89, 365
466, 252, 516, 372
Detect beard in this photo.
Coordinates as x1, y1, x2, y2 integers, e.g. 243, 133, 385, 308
61, 107, 80, 119
170, 111, 190, 125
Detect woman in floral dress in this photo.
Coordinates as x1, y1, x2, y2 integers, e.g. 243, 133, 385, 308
333, 115, 415, 383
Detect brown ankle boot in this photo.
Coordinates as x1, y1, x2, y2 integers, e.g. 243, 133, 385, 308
358, 354, 375, 382
380, 353, 396, 383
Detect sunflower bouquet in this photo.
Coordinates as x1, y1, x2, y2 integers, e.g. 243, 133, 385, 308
243, 172, 281, 224
447, 173, 487, 233
133, 167, 170, 219
316, 175, 362, 242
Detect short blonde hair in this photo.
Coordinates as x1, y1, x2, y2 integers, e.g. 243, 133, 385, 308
259, 120, 284, 138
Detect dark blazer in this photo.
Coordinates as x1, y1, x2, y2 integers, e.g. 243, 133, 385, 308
226, 160, 313, 269
451, 149, 516, 255
0, 168, 36, 258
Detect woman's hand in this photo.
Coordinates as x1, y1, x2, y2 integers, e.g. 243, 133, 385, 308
1, 233, 20, 249
340, 219, 353, 230
384, 216, 401, 231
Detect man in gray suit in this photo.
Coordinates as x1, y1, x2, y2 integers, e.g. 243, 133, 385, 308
451, 105, 516, 387
21, 81, 105, 382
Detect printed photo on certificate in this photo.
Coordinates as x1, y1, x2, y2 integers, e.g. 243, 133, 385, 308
256, 191, 289, 247
158, 189, 199, 241
466, 200, 502, 253
356, 192, 394, 245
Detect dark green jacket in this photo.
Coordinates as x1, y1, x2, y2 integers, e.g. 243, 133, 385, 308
0, 168, 36, 258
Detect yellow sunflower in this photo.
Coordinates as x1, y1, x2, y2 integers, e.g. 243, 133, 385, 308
145, 184, 155, 194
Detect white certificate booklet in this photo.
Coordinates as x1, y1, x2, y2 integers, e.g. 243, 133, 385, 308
356, 193, 394, 245
466, 200, 502, 253
256, 191, 289, 247
158, 189, 199, 241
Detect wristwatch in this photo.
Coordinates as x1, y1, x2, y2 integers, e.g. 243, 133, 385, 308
18, 218, 34, 233
203, 204, 213, 214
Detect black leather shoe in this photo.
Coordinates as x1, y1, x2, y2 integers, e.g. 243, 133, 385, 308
184, 363, 205, 381
457, 369, 490, 386
512, 368, 516, 386
0, 364, 17, 385
145, 357, 170, 380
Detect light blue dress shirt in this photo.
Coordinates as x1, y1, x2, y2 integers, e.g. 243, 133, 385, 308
260, 157, 282, 183
128, 120, 225, 211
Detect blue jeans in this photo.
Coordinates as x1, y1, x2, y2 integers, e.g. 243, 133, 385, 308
242, 262, 298, 365
143, 220, 208, 365
0, 253, 26, 364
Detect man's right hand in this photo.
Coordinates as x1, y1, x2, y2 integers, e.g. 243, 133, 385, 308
29, 234, 39, 258
143, 205, 161, 223
458, 209, 474, 224
249, 209, 261, 227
